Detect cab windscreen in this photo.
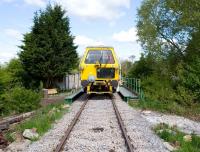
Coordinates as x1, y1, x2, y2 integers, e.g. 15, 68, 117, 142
85, 50, 114, 64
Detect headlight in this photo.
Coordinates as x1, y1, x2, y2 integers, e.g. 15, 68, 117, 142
88, 75, 95, 82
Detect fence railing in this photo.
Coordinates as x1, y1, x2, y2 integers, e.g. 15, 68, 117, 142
55, 73, 81, 91
65, 73, 81, 90
121, 77, 144, 100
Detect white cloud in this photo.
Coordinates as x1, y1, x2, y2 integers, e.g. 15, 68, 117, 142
24, 0, 46, 7
74, 35, 104, 46
1, 0, 46, 7
54, 0, 130, 20
0, 52, 17, 63
0, 42, 18, 63
4, 29, 22, 40
0, 29, 22, 63
112, 27, 138, 43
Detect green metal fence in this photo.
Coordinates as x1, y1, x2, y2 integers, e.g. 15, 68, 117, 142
121, 77, 145, 100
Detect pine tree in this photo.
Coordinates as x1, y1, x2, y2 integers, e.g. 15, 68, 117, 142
19, 4, 78, 88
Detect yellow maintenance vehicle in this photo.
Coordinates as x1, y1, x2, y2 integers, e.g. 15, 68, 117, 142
79, 46, 120, 94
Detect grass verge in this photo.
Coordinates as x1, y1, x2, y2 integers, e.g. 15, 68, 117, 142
128, 99, 200, 121
154, 123, 200, 152
4, 102, 69, 142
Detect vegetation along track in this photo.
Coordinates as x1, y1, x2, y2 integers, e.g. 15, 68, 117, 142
55, 93, 134, 152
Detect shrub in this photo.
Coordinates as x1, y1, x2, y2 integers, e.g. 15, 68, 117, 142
154, 123, 200, 152
141, 75, 175, 102
0, 87, 41, 116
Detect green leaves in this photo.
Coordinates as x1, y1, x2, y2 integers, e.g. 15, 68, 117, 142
0, 87, 41, 115
19, 4, 78, 88
137, 0, 197, 57
0, 59, 24, 93
132, 0, 200, 106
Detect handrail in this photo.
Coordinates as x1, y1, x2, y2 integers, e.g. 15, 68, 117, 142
121, 77, 144, 100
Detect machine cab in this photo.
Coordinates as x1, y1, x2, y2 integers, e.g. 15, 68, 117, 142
80, 46, 120, 94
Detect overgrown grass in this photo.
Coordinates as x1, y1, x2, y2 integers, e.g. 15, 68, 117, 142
129, 99, 200, 121
154, 123, 200, 152
4, 102, 69, 142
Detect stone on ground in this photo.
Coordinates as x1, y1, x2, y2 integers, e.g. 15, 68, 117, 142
23, 129, 39, 140
183, 135, 192, 142
163, 142, 176, 151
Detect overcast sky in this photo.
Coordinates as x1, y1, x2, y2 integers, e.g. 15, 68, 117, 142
0, 0, 143, 63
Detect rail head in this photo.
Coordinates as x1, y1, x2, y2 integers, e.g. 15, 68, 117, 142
54, 95, 89, 152
55, 94, 133, 152
111, 95, 134, 152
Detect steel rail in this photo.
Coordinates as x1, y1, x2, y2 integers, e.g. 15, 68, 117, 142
111, 95, 134, 152
54, 95, 89, 152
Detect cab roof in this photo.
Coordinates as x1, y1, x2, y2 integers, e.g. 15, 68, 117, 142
86, 46, 114, 49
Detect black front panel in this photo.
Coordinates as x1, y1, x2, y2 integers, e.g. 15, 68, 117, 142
81, 80, 89, 88
97, 68, 115, 78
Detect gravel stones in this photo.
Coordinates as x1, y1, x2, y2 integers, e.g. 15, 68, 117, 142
5, 140, 31, 152
140, 110, 200, 135
64, 98, 127, 152
24, 100, 84, 152
114, 94, 168, 152
21, 93, 200, 152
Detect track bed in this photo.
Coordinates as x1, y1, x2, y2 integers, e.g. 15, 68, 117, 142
62, 95, 128, 152
17, 93, 169, 152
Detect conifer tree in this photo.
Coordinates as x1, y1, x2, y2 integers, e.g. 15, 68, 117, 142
19, 4, 78, 88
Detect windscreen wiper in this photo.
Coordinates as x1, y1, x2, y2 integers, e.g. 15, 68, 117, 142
98, 51, 103, 67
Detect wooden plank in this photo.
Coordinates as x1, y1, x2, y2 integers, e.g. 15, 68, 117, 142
48, 89, 58, 95
0, 111, 35, 131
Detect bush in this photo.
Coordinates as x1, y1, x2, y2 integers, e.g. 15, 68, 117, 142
0, 87, 41, 116
0, 66, 12, 93
154, 123, 200, 152
141, 75, 175, 102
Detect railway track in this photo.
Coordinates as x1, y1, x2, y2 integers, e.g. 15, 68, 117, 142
55, 95, 89, 152
55, 93, 134, 152
111, 95, 134, 152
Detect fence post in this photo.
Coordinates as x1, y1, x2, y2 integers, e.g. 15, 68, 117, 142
136, 79, 138, 94
138, 79, 141, 96
131, 78, 133, 92
130, 78, 132, 91
126, 78, 128, 88
74, 74, 76, 90
127, 78, 129, 89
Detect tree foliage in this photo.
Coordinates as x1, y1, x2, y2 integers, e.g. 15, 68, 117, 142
120, 60, 133, 76
0, 87, 40, 115
19, 4, 78, 88
137, 0, 198, 59
0, 59, 41, 116
130, 0, 200, 105
0, 59, 24, 92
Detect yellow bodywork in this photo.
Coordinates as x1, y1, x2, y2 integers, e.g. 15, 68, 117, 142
80, 46, 120, 94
